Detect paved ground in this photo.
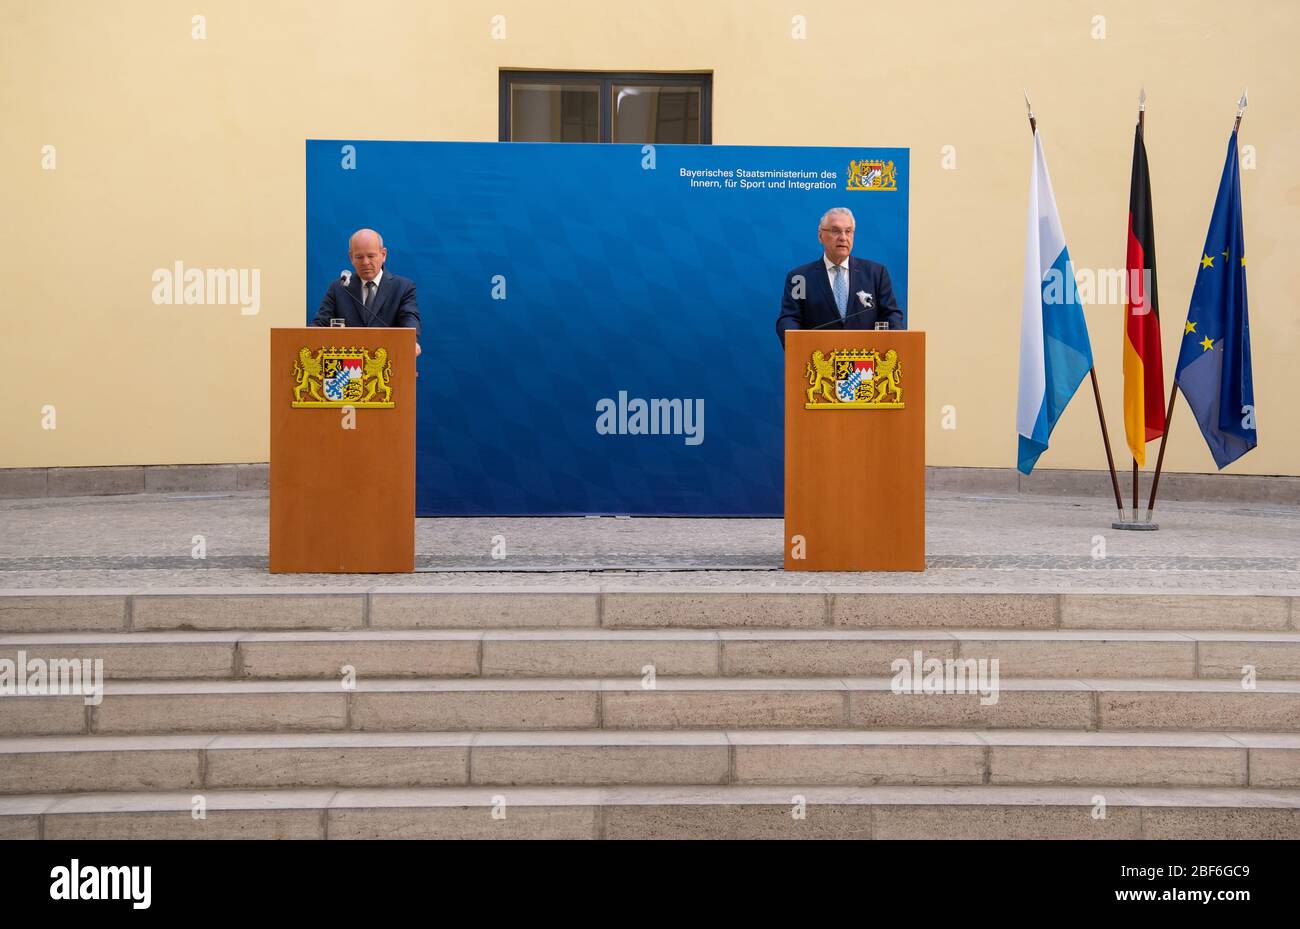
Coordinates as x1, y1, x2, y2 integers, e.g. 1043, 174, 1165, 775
0, 490, 1295, 592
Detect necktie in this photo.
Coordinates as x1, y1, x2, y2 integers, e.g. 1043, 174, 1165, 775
831, 265, 848, 319
364, 281, 376, 308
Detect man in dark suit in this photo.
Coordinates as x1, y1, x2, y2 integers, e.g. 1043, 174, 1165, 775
776, 207, 903, 347
313, 228, 421, 354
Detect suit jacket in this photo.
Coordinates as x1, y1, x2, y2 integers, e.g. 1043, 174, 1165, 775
312, 270, 420, 335
776, 255, 903, 347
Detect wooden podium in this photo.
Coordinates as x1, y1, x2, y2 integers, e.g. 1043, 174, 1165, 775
269, 327, 415, 573
784, 330, 925, 571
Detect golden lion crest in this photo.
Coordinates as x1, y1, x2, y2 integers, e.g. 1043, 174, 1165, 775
805, 348, 903, 409
846, 159, 898, 191
292, 346, 394, 408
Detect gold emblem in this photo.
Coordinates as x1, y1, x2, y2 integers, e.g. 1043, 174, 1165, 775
805, 348, 903, 409
292, 346, 394, 408
846, 159, 898, 191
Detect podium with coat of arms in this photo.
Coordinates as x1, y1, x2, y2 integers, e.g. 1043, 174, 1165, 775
784, 329, 925, 571
269, 327, 416, 572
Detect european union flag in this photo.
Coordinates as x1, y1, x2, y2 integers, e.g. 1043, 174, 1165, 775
1174, 131, 1256, 469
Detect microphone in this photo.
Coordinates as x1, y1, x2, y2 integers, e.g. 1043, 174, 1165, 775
807, 304, 897, 331
334, 270, 384, 327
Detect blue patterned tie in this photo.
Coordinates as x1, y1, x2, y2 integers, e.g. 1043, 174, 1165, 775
831, 265, 848, 319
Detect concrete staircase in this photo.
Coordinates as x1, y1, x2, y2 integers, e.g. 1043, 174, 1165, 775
1, 589, 1297, 839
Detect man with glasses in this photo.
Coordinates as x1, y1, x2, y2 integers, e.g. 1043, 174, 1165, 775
775, 207, 903, 347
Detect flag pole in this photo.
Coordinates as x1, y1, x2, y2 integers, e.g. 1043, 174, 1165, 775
1131, 89, 1146, 520
1147, 89, 1247, 515
1091, 368, 1126, 519
1025, 93, 1125, 519
1146, 381, 1179, 515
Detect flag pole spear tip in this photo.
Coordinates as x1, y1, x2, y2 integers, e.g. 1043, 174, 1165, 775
1234, 89, 1247, 132
1138, 86, 1146, 109
1024, 90, 1036, 132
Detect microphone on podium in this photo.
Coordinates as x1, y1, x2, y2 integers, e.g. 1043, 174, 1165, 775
334, 270, 383, 328
807, 304, 903, 331
333, 271, 420, 367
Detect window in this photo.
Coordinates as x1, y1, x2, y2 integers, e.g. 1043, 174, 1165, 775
500, 71, 712, 143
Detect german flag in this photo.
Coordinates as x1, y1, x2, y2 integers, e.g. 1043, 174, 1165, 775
1122, 120, 1166, 466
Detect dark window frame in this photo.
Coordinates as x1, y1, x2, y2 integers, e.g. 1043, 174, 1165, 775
499, 70, 713, 143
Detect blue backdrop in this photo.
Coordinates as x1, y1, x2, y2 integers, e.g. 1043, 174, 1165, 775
306, 141, 909, 515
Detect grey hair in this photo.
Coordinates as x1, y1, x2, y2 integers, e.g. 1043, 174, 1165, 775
819, 207, 854, 230
349, 228, 384, 250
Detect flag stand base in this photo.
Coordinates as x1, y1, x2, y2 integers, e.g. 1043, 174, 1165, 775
1112, 512, 1159, 531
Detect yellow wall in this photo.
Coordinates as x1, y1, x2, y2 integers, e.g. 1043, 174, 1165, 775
4, 0, 1296, 475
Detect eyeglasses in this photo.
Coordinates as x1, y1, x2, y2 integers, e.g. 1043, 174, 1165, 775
820, 227, 854, 238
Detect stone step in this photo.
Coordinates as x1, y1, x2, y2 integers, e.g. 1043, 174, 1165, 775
4, 677, 1299, 735
0, 729, 1296, 794
2, 589, 1293, 633
3, 628, 1297, 680
2, 785, 1297, 839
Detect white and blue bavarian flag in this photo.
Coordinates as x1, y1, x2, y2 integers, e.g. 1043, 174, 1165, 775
1017, 130, 1095, 474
